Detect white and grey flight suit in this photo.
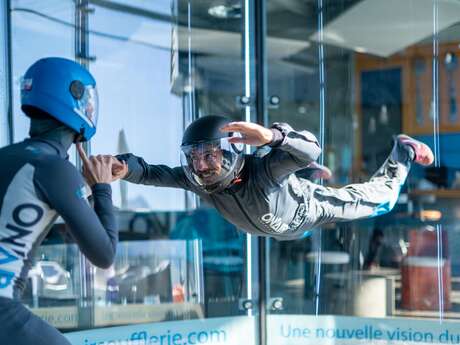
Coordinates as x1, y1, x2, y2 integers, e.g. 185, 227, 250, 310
0, 138, 117, 345
118, 123, 411, 241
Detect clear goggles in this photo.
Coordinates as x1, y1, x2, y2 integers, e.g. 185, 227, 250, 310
180, 136, 244, 187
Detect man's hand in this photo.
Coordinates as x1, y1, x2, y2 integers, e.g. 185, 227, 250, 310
220, 121, 273, 146
76, 144, 127, 186
111, 156, 129, 181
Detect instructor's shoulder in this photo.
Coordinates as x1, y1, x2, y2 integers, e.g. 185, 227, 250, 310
36, 156, 83, 183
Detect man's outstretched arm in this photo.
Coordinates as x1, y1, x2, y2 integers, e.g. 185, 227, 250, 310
220, 121, 322, 183
115, 153, 192, 190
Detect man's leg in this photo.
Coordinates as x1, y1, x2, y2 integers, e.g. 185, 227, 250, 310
306, 135, 433, 226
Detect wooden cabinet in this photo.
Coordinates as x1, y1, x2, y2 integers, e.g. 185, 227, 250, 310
355, 43, 460, 137
406, 44, 460, 135
354, 44, 460, 175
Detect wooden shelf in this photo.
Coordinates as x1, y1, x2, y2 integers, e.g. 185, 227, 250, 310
409, 189, 460, 198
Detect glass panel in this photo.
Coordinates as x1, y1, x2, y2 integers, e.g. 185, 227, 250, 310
265, 0, 459, 343
0, 1, 8, 146
8, 0, 84, 332
88, 3, 185, 211
92, 240, 204, 327
24, 244, 81, 329
107, 0, 171, 15
10, 0, 74, 143
7, 1, 258, 344
69, 0, 257, 342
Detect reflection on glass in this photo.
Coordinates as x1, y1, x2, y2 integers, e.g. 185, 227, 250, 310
86, 0, 250, 324
93, 240, 204, 327
171, 208, 245, 315
23, 243, 81, 330
108, 0, 172, 16
10, 0, 74, 143
88, 4, 184, 211
266, 0, 460, 326
22, 208, 246, 331
9, 0, 253, 337
88, 1, 247, 212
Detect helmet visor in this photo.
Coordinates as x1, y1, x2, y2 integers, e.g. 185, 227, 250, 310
180, 136, 244, 189
74, 85, 98, 128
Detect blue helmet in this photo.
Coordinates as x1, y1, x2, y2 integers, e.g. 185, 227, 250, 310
21, 57, 98, 141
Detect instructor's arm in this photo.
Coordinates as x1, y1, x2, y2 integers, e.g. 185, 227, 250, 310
35, 144, 119, 268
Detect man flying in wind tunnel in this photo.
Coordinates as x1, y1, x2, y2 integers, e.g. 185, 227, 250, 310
0, 57, 125, 345
111, 115, 433, 241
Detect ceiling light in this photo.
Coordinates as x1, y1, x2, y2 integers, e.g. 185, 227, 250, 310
208, 1, 242, 19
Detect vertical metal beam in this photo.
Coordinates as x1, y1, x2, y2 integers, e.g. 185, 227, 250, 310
75, 0, 91, 163
431, 0, 444, 323
242, 0, 255, 322
255, 0, 267, 127
257, 237, 267, 345
183, 0, 199, 209
75, 0, 93, 68
5, 0, 14, 144
75, 0, 95, 155
314, 0, 326, 316
74, 0, 95, 330
254, 0, 268, 344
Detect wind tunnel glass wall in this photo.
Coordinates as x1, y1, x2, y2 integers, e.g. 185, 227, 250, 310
0, 2, 9, 147
9, 0, 79, 165
266, 0, 460, 344
89, 1, 250, 212
6, 0, 81, 327
86, 0, 251, 325
7, 0, 255, 342
10, 0, 74, 144
88, 3, 185, 212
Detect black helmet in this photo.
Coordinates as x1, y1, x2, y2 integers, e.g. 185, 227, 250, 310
180, 115, 245, 193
